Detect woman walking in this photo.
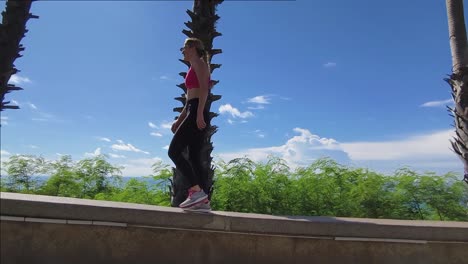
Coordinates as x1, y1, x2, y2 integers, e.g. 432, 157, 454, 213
168, 37, 213, 212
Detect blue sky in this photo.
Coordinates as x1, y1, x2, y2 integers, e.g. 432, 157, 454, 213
1, 0, 465, 176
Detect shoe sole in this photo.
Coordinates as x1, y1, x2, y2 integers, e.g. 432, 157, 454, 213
182, 198, 211, 212
183, 207, 212, 213
179, 194, 208, 208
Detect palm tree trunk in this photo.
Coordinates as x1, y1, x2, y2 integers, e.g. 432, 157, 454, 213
170, 0, 223, 207
0, 0, 38, 112
445, 0, 468, 184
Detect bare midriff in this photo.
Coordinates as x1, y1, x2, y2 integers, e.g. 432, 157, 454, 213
186, 89, 203, 101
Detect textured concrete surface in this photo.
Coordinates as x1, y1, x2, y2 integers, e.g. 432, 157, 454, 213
1, 192, 468, 264
1, 192, 467, 241
2, 221, 467, 264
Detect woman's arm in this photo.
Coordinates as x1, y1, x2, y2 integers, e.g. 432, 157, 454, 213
171, 103, 187, 133
179, 104, 188, 120
193, 60, 210, 115
192, 60, 210, 130
175, 104, 188, 125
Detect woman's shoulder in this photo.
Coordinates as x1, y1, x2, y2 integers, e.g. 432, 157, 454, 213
192, 60, 209, 73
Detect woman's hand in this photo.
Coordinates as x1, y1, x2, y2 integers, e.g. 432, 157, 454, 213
196, 114, 206, 130
171, 120, 180, 134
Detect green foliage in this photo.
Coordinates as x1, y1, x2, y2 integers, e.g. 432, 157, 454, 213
74, 155, 123, 199
94, 161, 172, 206
95, 177, 170, 206
38, 155, 81, 197
211, 156, 467, 221
1, 154, 48, 193
391, 169, 468, 220
151, 160, 173, 190
1, 154, 466, 221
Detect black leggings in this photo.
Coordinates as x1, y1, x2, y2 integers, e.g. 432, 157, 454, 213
168, 98, 210, 189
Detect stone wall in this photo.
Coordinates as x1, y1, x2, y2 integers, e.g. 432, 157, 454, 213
1, 192, 467, 264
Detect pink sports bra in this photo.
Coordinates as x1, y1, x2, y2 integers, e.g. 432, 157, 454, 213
185, 66, 211, 90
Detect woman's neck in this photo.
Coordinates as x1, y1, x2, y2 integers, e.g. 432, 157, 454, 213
189, 56, 202, 65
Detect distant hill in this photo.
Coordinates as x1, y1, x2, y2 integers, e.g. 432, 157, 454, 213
22, 175, 166, 188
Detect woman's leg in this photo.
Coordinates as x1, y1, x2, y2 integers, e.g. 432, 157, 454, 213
168, 108, 208, 208
187, 138, 204, 191
187, 110, 211, 194
168, 113, 198, 187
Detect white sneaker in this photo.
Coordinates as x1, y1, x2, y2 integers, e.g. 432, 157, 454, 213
179, 189, 208, 208
183, 199, 212, 213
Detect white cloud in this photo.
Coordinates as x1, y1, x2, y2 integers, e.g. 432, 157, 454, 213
27, 103, 37, 110
226, 118, 249, 125
247, 95, 271, 105
420, 99, 453, 108
163, 145, 169, 150
1, 150, 11, 163
254, 130, 265, 138
98, 137, 111, 142
151, 132, 163, 137
323, 62, 337, 68
28, 145, 39, 149
111, 141, 150, 155
340, 129, 454, 161
1, 116, 8, 125
9, 75, 32, 85
247, 105, 265, 110
216, 128, 460, 174
218, 128, 350, 170
31, 118, 47, 122
120, 157, 164, 176
109, 153, 126, 159
160, 75, 175, 81
29, 108, 57, 123
85, 147, 101, 157
149, 122, 158, 129
219, 104, 253, 119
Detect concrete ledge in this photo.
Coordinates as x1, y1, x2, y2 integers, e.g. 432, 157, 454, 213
1, 192, 467, 242
2, 221, 468, 264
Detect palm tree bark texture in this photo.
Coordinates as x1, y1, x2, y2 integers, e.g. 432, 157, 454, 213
170, 0, 223, 207
0, 0, 38, 113
445, 0, 468, 184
